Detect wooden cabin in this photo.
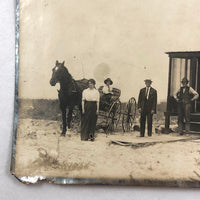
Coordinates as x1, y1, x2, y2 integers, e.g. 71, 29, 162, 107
165, 51, 200, 133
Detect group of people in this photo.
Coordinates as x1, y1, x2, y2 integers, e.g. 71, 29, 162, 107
137, 77, 199, 136
80, 77, 158, 141
138, 77, 199, 136
80, 76, 199, 141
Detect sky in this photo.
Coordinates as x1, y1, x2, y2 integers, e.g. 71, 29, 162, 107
18, 0, 200, 102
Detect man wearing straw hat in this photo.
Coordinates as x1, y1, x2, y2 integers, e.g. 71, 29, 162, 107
138, 79, 157, 137
175, 77, 199, 134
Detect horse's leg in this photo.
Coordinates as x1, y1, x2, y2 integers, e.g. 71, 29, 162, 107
67, 106, 74, 129
78, 103, 82, 115
61, 108, 67, 136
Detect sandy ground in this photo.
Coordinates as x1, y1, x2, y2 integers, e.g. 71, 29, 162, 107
14, 118, 200, 183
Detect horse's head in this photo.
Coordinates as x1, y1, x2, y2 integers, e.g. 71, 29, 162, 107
50, 60, 66, 86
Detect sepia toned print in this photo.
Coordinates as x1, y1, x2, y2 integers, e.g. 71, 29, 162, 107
11, 0, 200, 186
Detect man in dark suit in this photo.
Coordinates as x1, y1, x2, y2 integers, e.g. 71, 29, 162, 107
138, 79, 157, 137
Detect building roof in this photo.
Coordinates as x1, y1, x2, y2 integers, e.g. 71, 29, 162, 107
165, 51, 200, 58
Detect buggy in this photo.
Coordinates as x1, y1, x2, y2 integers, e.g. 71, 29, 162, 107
98, 86, 137, 133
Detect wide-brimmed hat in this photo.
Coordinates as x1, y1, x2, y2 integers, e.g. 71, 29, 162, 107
104, 78, 113, 85
181, 77, 189, 83
144, 78, 152, 83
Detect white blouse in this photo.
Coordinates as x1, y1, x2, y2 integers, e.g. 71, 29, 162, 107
82, 88, 100, 102
102, 85, 113, 94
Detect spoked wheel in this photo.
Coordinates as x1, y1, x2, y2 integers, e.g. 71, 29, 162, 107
122, 97, 136, 132
106, 100, 121, 133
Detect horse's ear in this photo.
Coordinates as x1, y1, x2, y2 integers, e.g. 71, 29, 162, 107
62, 61, 65, 66
56, 60, 59, 65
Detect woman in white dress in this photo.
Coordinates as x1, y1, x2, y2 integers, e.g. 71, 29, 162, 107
81, 79, 100, 141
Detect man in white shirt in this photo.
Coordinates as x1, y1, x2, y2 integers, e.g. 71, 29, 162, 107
174, 77, 199, 134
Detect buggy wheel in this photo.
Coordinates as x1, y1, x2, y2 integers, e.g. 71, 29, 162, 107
106, 100, 121, 133
122, 97, 136, 132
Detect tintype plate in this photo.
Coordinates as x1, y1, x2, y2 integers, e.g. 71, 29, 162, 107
11, 0, 200, 186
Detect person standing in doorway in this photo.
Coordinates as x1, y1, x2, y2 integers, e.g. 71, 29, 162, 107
81, 79, 100, 141
174, 77, 199, 135
138, 79, 157, 137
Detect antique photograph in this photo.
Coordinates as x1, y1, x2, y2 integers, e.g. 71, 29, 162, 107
11, 0, 200, 186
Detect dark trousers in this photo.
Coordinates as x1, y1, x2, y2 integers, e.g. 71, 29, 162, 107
140, 109, 153, 137
178, 102, 191, 133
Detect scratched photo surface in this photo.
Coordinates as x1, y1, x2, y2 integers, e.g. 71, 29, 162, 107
12, 0, 200, 186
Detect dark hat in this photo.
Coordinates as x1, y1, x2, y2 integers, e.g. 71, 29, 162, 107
181, 77, 189, 83
144, 78, 152, 83
104, 78, 113, 85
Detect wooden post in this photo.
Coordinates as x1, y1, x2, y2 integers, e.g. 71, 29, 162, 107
166, 57, 172, 112
164, 112, 170, 131
190, 58, 197, 113
197, 59, 200, 112
185, 58, 188, 77
165, 56, 172, 132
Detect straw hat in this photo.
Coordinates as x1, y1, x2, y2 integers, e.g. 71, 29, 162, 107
144, 78, 152, 83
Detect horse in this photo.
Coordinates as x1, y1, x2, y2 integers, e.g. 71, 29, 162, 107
50, 60, 88, 136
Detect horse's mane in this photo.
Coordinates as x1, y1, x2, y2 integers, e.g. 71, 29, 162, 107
61, 65, 73, 81
56, 64, 88, 93
61, 65, 86, 93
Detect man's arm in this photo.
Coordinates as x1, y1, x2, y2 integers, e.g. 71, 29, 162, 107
190, 87, 199, 101
82, 100, 85, 114
96, 91, 100, 114
152, 90, 157, 114
138, 89, 142, 109
109, 86, 113, 94
82, 90, 86, 114
174, 88, 180, 101
102, 86, 108, 94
